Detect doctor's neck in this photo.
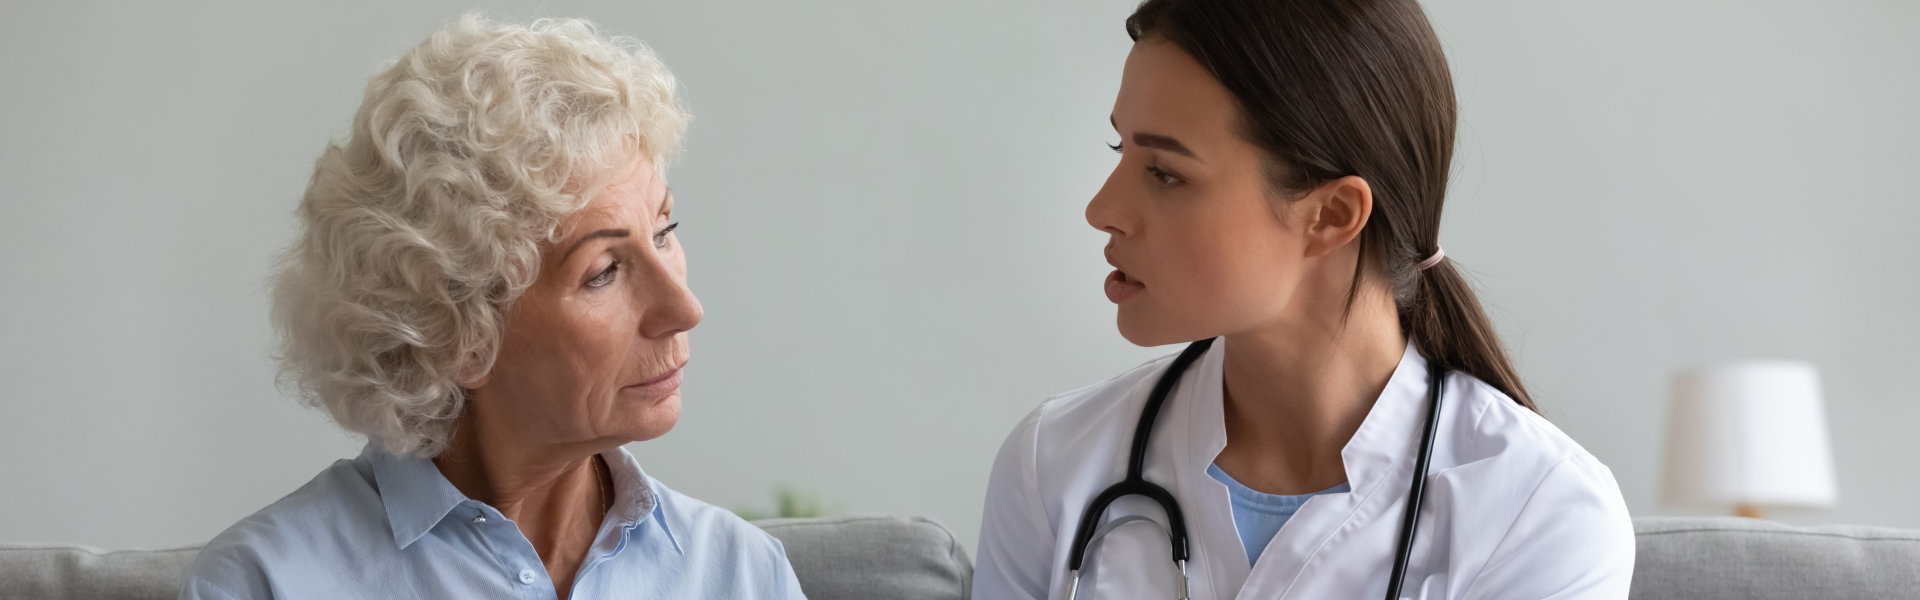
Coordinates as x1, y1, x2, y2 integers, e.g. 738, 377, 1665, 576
1215, 274, 1407, 495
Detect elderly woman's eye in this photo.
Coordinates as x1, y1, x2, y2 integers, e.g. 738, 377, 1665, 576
653, 221, 679, 249
586, 260, 620, 288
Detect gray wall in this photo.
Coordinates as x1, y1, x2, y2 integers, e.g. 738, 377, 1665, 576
2, 0, 1914, 554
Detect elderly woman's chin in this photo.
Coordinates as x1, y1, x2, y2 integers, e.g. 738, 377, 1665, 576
611, 366, 687, 442
614, 388, 684, 443
615, 349, 690, 441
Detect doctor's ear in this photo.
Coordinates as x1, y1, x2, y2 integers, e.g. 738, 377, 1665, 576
1295, 175, 1373, 259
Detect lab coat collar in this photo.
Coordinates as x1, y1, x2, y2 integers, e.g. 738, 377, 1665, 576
1339, 340, 1433, 498
1171, 338, 1246, 595
1175, 338, 1434, 596
1175, 338, 1431, 494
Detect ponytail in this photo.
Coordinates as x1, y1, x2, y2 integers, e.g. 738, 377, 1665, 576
1405, 257, 1536, 411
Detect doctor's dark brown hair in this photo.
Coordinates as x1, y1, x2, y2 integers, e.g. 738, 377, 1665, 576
1127, 0, 1536, 411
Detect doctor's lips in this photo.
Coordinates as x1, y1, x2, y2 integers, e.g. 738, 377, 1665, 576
1103, 249, 1145, 303
1104, 268, 1145, 303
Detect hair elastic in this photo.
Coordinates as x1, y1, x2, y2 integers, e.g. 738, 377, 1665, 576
1416, 246, 1446, 270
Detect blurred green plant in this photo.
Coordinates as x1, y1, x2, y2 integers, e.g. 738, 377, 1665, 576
733, 485, 829, 521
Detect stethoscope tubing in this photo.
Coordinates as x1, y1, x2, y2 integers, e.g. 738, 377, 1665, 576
1385, 361, 1448, 599
1065, 337, 1446, 600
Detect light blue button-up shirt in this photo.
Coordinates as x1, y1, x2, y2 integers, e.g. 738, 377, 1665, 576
181, 445, 806, 599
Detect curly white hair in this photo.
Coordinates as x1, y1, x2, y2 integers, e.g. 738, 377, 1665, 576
270, 13, 690, 457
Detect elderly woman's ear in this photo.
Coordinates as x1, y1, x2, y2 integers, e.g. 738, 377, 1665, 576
457, 352, 491, 390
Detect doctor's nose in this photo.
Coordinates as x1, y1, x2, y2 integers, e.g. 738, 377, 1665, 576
1085, 171, 1132, 238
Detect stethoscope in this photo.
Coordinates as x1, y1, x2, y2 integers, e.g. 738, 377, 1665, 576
1065, 337, 1447, 600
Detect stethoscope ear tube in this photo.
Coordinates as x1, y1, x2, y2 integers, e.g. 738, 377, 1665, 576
1384, 362, 1448, 600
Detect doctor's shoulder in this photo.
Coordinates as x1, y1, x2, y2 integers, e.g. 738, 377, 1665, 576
975, 350, 1183, 598
1442, 370, 1623, 484
984, 349, 1179, 486
998, 349, 1186, 482
1439, 371, 1636, 586
1034, 351, 1182, 435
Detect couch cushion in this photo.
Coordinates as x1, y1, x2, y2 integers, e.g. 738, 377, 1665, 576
1632, 516, 1920, 599
0, 543, 200, 600
757, 515, 972, 600
0, 515, 972, 600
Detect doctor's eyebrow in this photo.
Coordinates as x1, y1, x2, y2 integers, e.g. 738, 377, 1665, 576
1110, 115, 1198, 159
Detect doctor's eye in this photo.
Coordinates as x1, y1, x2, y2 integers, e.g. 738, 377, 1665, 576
1107, 141, 1123, 154
1146, 166, 1183, 187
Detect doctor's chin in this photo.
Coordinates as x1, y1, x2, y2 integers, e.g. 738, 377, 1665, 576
1, 1, 1914, 599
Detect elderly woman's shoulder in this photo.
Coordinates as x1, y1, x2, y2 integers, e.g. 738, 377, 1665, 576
184, 457, 388, 590
645, 476, 798, 564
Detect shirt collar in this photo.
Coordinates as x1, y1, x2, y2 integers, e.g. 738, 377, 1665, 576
365, 443, 679, 555
364, 444, 469, 549
605, 446, 682, 556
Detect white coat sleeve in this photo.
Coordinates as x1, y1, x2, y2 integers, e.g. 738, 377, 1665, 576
1462, 453, 1636, 599
971, 407, 1055, 600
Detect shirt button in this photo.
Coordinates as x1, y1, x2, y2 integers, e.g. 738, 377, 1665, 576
518, 569, 537, 584
471, 515, 487, 524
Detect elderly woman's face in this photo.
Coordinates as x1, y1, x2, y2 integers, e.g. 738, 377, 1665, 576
468, 157, 702, 449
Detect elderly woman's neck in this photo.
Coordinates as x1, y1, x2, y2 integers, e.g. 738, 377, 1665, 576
431, 419, 611, 599
430, 417, 612, 524
433, 407, 614, 519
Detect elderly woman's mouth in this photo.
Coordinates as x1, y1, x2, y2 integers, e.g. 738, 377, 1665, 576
624, 365, 685, 395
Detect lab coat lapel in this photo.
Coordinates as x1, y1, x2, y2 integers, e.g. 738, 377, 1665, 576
1172, 339, 1249, 598
1234, 342, 1433, 599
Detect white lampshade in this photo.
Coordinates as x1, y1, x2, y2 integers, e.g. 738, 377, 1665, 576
1661, 361, 1838, 510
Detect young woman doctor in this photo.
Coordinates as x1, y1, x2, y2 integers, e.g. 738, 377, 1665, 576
972, 1, 1634, 598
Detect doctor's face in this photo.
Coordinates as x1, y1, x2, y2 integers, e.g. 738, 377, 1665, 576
1087, 38, 1316, 346
464, 157, 704, 453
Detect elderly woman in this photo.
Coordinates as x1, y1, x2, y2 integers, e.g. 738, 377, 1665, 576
181, 14, 804, 599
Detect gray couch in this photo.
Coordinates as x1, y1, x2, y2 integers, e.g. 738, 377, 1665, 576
5, 516, 1916, 599
1628, 517, 1920, 599
0, 515, 970, 600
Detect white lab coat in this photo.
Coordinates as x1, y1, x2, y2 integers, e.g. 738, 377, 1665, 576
973, 339, 1634, 599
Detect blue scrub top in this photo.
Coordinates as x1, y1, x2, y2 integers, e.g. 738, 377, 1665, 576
1207, 463, 1350, 566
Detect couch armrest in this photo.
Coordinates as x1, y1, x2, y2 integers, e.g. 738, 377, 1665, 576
0, 543, 200, 600
755, 515, 973, 600
1632, 516, 1920, 599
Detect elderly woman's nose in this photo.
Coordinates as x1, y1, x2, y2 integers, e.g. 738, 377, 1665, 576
637, 269, 701, 339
